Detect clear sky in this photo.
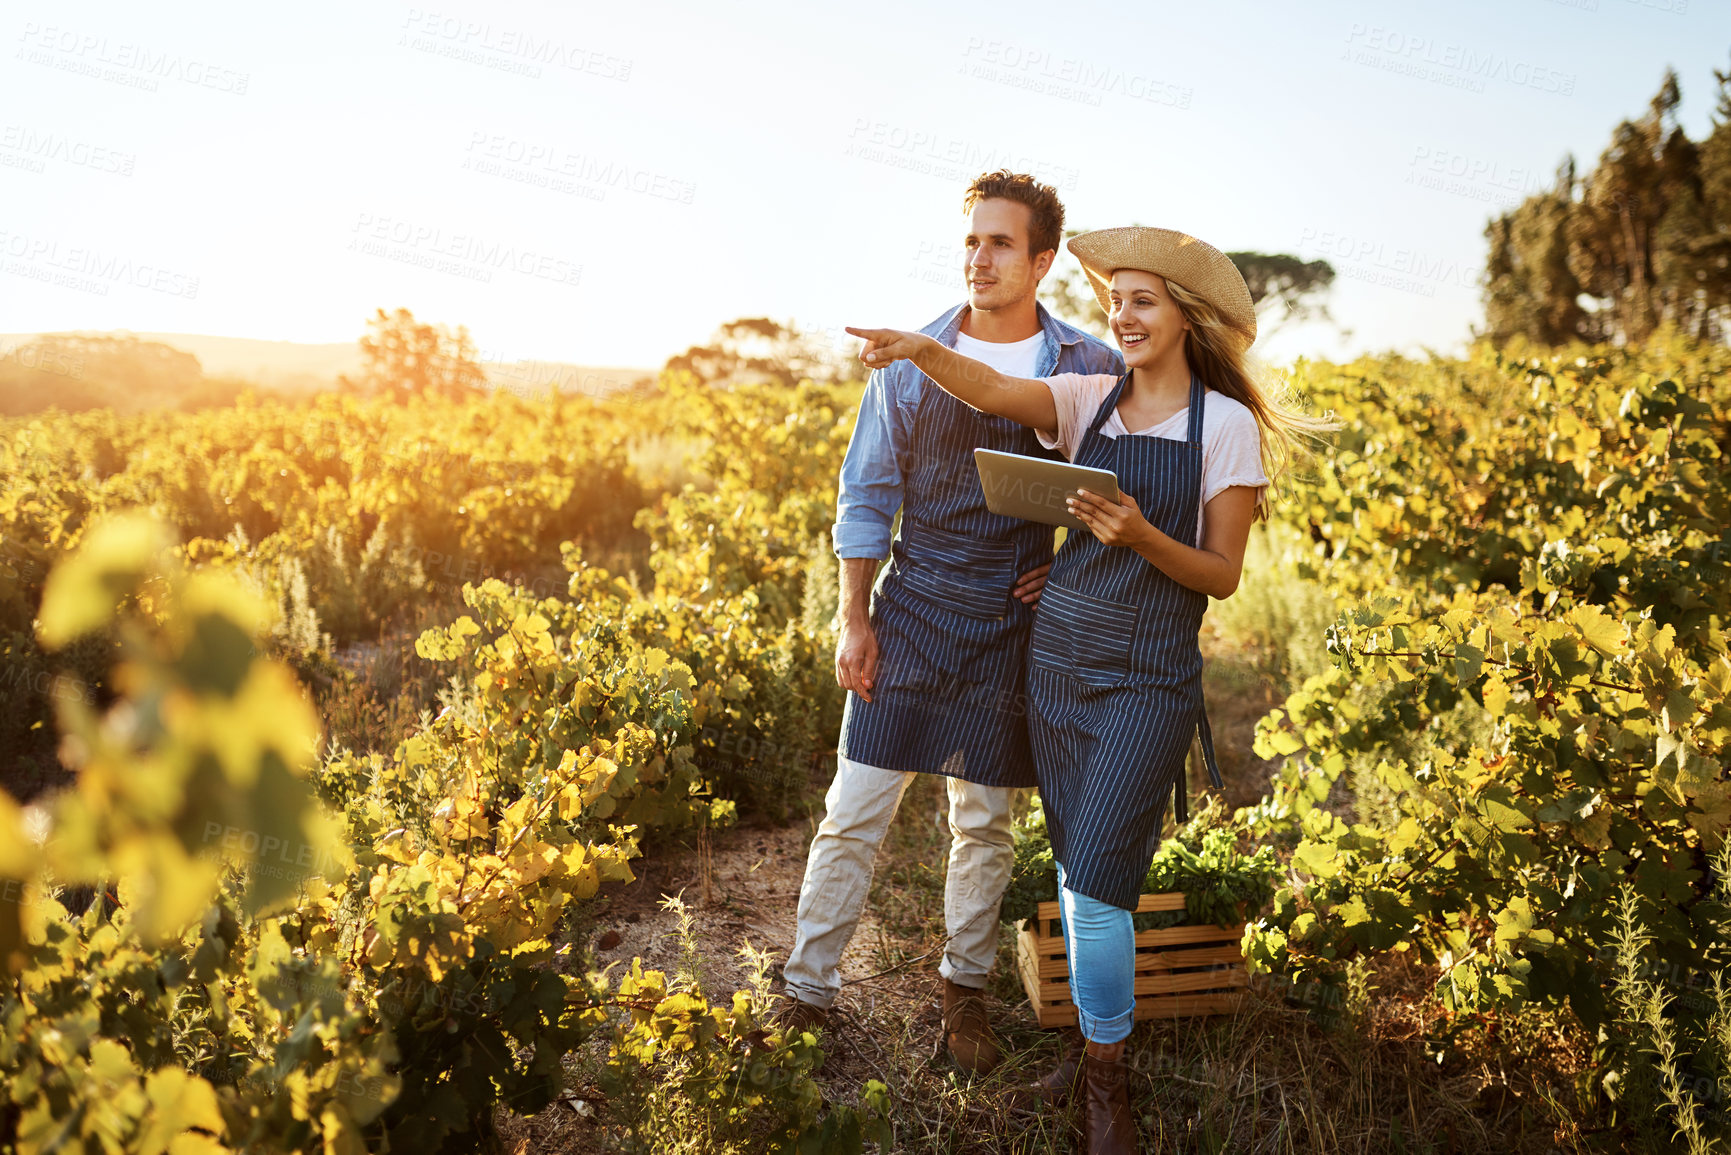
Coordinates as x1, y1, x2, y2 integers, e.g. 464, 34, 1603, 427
3, 0, 1726, 371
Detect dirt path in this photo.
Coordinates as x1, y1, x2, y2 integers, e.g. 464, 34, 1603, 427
497, 778, 955, 1153
496, 631, 1297, 1153
579, 803, 889, 999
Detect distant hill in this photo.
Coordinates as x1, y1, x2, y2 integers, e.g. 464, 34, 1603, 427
0, 330, 654, 412
115, 332, 364, 394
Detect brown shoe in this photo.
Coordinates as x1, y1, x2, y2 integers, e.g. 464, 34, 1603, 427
941, 978, 1002, 1073
1009, 1032, 1085, 1109
1080, 1044, 1137, 1154
768, 995, 829, 1038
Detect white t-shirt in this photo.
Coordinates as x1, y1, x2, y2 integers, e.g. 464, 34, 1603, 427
953, 328, 1045, 379
1036, 372, 1269, 545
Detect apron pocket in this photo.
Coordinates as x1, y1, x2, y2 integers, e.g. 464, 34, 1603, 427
872, 585, 1001, 695
898, 522, 1018, 621
1030, 582, 1138, 686
901, 564, 1013, 620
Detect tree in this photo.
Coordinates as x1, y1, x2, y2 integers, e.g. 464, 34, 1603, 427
663, 318, 856, 387
1483, 65, 1731, 346
1567, 72, 1681, 343
339, 307, 487, 402
1230, 251, 1345, 340
1669, 52, 1731, 341
1482, 159, 1589, 346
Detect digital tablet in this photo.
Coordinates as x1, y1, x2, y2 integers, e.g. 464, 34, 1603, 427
974, 448, 1121, 531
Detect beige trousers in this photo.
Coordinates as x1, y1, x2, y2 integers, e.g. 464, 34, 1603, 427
781, 754, 1016, 1009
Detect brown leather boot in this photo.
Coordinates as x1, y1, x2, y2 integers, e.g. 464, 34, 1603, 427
769, 995, 828, 1032
1009, 1031, 1084, 1109
767, 995, 831, 1069
941, 978, 1002, 1073
1080, 1041, 1137, 1153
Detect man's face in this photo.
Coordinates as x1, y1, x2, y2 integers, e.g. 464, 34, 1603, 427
962, 198, 1054, 312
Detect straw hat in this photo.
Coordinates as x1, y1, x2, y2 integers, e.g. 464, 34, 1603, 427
1067, 226, 1257, 346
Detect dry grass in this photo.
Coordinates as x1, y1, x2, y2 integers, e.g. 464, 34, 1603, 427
627, 432, 714, 497
314, 593, 467, 760
797, 768, 1594, 1153
492, 757, 1601, 1153
483, 512, 1613, 1152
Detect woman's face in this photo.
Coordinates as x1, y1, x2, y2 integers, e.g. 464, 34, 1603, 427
1108, 269, 1189, 370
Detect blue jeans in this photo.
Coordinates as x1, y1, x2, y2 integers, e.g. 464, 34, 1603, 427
1057, 860, 1136, 1044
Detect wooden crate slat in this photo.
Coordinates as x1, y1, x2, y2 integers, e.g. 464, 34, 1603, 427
1017, 921, 1239, 955
1029, 941, 1244, 980
1016, 930, 1047, 1001
1033, 891, 1186, 922
1031, 1003, 1079, 1028
1015, 896, 1251, 1028
1135, 967, 1248, 997
1035, 966, 1248, 1001
1140, 943, 1245, 971
1135, 923, 1247, 948
1023, 920, 1246, 954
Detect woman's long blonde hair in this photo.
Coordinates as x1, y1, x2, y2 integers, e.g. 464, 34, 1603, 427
1161, 277, 1339, 519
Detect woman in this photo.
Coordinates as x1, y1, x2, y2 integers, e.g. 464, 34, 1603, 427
848, 225, 1329, 1154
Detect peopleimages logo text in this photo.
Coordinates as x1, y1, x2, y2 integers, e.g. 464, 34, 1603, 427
15, 22, 250, 93
960, 38, 1193, 108
462, 132, 696, 204
1343, 24, 1575, 95
0, 231, 200, 298
0, 125, 135, 175
399, 9, 631, 80
348, 213, 583, 287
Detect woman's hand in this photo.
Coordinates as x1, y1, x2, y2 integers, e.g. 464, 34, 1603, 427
844, 326, 1059, 430
845, 327, 933, 368
1067, 489, 1152, 548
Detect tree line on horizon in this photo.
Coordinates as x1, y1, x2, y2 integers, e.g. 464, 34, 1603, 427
0, 333, 246, 417
1484, 57, 1731, 346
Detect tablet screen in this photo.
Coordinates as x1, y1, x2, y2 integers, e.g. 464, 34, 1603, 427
974, 448, 1121, 530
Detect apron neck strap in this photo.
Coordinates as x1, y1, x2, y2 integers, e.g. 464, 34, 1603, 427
1085, 373, 1132, 439
1186, 371, 1207, 444
1085, 371, 1208, 443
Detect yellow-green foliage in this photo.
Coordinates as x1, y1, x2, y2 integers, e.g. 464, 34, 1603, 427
0, 377, 866, 1153
1243, 337, 1731, 1067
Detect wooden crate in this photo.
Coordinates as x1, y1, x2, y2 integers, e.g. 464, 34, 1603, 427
1016, 892, 1248, 1028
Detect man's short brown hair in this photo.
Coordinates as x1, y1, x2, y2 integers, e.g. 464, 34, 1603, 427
962, 170, 1065, 258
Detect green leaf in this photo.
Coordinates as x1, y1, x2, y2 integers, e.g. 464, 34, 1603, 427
1567, 603, 1625, 658
37, 513, 175, 649
240, 752, 336, 915
137, 1067, 226, 1155
1453, 643, 1484, 684
1478, 790, 1533, 832
1267, 728, 1304, 756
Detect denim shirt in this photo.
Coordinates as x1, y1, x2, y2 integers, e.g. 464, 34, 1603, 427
833, 301, 1125, 559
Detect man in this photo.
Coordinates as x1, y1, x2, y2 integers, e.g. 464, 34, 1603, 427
776, 170, 1123, 1072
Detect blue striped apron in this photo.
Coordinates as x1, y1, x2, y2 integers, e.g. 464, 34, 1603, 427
838, 383, 1058, 787
1027, 370, 1225, 910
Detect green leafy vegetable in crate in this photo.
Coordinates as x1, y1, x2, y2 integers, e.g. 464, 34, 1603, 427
1000, 795, 1280, 934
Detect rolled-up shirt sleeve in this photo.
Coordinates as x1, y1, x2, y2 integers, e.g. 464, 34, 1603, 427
832, 366, 903, 559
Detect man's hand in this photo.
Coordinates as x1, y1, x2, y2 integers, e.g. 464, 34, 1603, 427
1012, 562, 1051, 605
1067, 489, 1154, 548
845, 327, 932, 368
835, 616, 880, 702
